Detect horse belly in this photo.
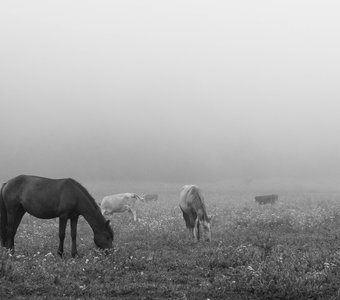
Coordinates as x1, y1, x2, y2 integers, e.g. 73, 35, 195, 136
28, 211, 59, 219
21, 199, 60, 219
103, 198, 132, 214
108, 204, 129, 213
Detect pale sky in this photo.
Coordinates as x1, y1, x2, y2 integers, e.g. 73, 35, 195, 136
1, 1, 340, 185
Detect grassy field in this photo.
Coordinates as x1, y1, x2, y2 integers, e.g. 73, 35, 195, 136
2, 182, 340, 299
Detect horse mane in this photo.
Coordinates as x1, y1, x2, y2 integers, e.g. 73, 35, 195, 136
69, 179, 114, 238
69, 179, 101, 212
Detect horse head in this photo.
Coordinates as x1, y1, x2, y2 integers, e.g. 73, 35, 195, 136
94, 220, 114, 250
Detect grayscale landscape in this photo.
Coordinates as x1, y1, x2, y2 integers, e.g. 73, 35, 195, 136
1, 1, 340, 299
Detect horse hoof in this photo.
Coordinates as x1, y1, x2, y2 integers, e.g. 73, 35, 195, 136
7, 249, 14, 256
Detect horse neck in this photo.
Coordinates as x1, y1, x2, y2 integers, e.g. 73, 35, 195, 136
82, 210, 106, 234
197, 205, 209, 223
78, 195, 106, 234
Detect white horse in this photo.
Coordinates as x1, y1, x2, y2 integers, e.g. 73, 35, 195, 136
100, 193, 144, 221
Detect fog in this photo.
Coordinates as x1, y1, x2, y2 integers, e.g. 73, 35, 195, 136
1, 1, 340, 188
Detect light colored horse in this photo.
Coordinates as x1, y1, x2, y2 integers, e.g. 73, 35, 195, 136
179, 185, 211, 242
100, 193, 144, 221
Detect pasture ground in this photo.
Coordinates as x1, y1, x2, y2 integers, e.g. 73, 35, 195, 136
2, 182, 340, 299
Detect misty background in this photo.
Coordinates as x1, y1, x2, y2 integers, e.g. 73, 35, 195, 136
1, 1, 340, 188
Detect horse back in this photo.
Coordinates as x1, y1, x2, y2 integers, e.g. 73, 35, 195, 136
179, 185, 207, 218
2, 175, 79, 219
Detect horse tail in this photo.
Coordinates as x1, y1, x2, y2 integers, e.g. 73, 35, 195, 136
0, 183, 7, 247
135, 194, 145, 202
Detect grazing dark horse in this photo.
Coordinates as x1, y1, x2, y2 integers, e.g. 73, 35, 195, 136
0, 175, 114, 257
179, 185, 211, 242
255, 194, 278, 205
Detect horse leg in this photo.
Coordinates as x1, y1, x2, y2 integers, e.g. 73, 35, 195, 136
5, 214, 15, 251
196, 219, 201, 241
0, 208, 7, 247
132, 210, 137, 222
188, 211, 197, 242
70, 216, 79, 258
180, 209, 193, 241
188, 227, 194, 240
58, 217, 68, 257
128, 207, 137, 222
6, 209, 25, 254
192, 218, 200, 242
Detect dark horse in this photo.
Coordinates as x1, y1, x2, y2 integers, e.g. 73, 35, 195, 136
0, 175, 114, 257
